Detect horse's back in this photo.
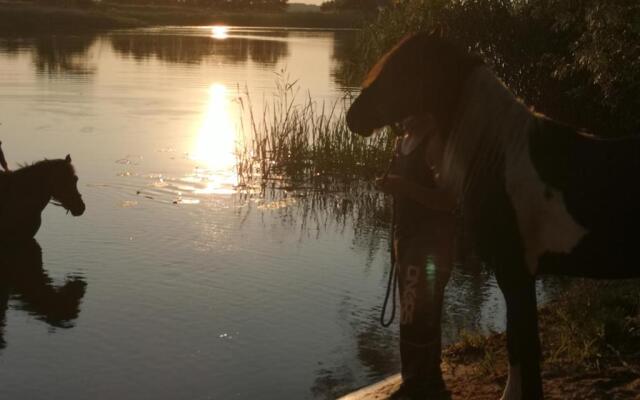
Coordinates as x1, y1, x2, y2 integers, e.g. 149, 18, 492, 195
538, 133, 640, 278
531, 117, 640, 230
567, 131, 640, 229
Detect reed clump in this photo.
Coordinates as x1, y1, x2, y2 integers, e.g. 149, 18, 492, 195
234, 77, 394, 187
228, 77, 394, 244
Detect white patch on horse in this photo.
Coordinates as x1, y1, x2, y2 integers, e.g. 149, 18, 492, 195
501, 364, 522, 400
441, 67, 588, 275
504, 129, 588, 275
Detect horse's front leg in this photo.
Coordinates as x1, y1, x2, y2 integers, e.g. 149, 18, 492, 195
496, 263, 543, 400
5, 212, 42, 240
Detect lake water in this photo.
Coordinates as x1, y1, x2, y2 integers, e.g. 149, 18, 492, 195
0, 27, 559, 399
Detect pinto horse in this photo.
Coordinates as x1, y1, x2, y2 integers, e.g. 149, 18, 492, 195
0, 155, 85, 241
347, 32, 640, 400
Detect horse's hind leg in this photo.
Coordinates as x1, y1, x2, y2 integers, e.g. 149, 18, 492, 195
496, 264, 543, 400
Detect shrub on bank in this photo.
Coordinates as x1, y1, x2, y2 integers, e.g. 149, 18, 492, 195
341, 0, 640, 136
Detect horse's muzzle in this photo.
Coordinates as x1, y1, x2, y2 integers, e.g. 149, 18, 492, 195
346, 98, 376, 137
69, 200, 86, 216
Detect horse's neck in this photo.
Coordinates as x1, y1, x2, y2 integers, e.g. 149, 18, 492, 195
441, 66, 535, 197
5, 168, 51, 212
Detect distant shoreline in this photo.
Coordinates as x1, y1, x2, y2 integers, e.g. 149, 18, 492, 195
0, 1, 363, 34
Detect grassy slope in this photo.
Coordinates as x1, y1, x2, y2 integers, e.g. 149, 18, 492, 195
0, 1, 363, 34
443, 280, 640, 399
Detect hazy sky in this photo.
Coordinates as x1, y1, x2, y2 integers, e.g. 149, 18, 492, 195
298, 0, 324, 5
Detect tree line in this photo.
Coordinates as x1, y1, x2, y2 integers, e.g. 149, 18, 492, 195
24, 0, 288, 11
320, 0, 388, 12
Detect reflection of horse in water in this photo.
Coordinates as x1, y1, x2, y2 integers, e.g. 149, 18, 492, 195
0, 153, 85, 241
0, 239, 87, 349
347, 32, 640, 400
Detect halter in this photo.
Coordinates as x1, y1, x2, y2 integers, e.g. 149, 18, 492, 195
379, 151, 398, 327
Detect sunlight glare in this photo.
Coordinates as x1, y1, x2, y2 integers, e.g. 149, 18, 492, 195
191, 83, 239, 195
211, 25, 229, 40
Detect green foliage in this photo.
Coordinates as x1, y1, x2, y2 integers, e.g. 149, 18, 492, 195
544, 0, 640, 133
320, 0, 385, 12
341, 0, 640, 135
542, 280, 640, 371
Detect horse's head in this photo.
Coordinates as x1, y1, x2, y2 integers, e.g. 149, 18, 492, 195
346, 30, 481, 138
50, 155, 85, 217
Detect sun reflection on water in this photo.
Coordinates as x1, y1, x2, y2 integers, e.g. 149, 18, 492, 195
211, 26, 229, 40
191, 83, 239, 195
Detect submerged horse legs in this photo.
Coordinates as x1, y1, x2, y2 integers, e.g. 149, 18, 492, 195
496, 263, 543, 400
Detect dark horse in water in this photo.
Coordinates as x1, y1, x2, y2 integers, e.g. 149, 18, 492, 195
1, 239, 87, 349
347, 32, 640, 399
0, 153, 85, 241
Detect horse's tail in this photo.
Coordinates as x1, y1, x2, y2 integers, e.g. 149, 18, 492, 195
0, 140, 9, 172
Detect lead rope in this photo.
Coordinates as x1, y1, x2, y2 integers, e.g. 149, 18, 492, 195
379, 197, 397, 327
380, 131, 400, 328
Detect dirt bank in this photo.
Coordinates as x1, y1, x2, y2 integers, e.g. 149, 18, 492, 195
340, 280, 640, 399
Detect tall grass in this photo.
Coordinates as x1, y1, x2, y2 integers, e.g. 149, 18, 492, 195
445, 280, 640, 376
234, 76, 394, 187
228, 78, 394, 254
542, 280, 640, 371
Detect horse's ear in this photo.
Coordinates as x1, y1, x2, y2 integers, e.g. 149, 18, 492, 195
65, 154, 72, 163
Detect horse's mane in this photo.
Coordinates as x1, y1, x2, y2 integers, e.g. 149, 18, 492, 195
12, 159, 75, 177
362, 33, 483, 90
440, 66, 535, 197
362, 34, 418, 88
